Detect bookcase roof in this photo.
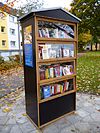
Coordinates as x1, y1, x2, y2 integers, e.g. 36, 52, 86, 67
19, 7, 81, 23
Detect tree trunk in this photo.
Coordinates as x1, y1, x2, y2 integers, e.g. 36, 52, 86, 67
95, 43, 97, 51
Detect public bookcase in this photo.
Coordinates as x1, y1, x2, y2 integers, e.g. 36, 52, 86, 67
19, 8, 80, 128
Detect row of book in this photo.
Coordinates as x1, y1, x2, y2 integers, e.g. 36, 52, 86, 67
40, 81, 73, 99
38, 28, 73, 39
38, 21, 74, 39
39, 45, 74, 59
40, 64, 74, 80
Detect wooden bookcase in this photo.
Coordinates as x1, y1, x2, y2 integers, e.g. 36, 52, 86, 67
19, 8, 80, 128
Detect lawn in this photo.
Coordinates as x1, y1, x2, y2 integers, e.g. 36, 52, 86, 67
77, 51, 100, 95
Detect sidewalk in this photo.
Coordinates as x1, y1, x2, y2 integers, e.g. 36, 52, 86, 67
0, 67, 24, 98
0, 89, 100, 133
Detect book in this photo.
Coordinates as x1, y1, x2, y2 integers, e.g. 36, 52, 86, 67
48, 48, 56, 58
63, 81, 69, 92
56, 84, 61, 93
43, 86, 51, 98
44, 28, 50, 38
40, 87, 44, 99
63, 65, 72, 75
38, 29, 43, 37
45, 68, 49, 79
68, 83, 73, 90
56, 48, 62, 58
63, 49, 70, 57
49, 67, 54, 78
42, 45, 49, 59
40, 68, 45, 80
51, 85, 55, 95
54, 64, 60, 77
53, 28, 59, 38
70, 50, 74, 57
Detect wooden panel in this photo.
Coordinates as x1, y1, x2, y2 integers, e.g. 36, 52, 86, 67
39, 93, 76, 125
21, 17, 38, 126
37, 37, 76, 42
39, 74, 76, 86
40, 90, 76, 103
38, 57, 76, 64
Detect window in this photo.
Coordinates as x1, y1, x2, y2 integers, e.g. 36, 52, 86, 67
1, 26, 5, 32
9, 15, 14, 22
10, 28, 15, 35
10, 41, 16, 47
2, 40, 6, 46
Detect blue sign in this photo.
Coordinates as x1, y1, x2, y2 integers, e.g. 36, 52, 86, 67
24, 44, 33, 67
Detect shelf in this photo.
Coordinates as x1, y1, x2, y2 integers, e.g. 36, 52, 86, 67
39, 89, 76, 103
37, 37, 76, 42
39, 74, 76, 86
38, 57, 76, 64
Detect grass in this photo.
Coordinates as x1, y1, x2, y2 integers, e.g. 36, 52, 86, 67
77, 51, 100, 95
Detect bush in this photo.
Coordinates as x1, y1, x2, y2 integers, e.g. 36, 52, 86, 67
0, 61, 20, 71
0, 56, 4, 64
8, 55, 23, 63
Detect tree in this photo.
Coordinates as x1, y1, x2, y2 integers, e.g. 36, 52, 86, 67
18, 0, 44, 14
70, 0, 100, 51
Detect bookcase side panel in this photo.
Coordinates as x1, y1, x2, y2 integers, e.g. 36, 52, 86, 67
21, 17, 38, 126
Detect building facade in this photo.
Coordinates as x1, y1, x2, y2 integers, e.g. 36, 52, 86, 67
0, 2, 22, 58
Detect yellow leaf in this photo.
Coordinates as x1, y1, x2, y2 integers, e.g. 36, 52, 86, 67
2, 107, 12, 113
22, 113, 27, 116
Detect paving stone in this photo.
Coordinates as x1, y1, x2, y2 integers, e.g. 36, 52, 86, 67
0, 125, 4, 132
74, 122, 91, 133
19, 121, 36, 133
0, 116, 9, 125
88, 122, 100, 133
81, 105, 96, 114
42, 124, 59, 133
10, 125, 22, 133
61, 125, 78, 133
91, 112, 100, 122
81, 115, 94, 123
1, 124, 13, 133
54, 117, 72, 130
6, 116, 17, 125
76, 109, 90, 118
65, 113, 82, 124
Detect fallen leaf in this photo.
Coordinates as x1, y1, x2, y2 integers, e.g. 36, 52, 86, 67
2, 107, 12, 113
7, 103, 13, 107
22, 113, 27, 116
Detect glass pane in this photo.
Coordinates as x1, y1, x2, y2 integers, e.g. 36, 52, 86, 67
38, 21, 74, 39
40, 79, 74, 99
38, 43, 75, 59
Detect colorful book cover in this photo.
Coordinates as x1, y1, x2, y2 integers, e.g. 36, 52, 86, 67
54, 65, 60, 77
42, 47, 49, 59
40, 68, 45, 80
43, 86, 51, 98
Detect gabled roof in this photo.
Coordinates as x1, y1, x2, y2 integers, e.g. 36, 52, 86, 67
19, 7, 81, 23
